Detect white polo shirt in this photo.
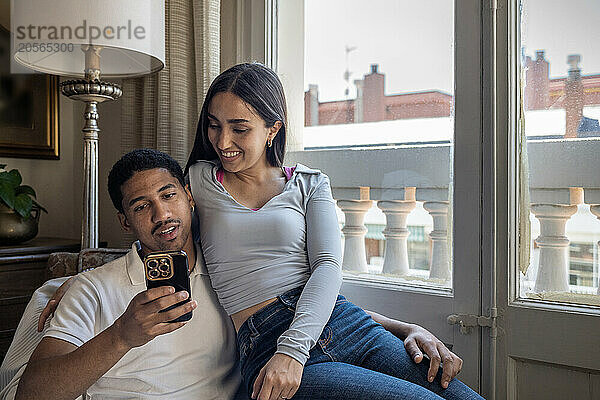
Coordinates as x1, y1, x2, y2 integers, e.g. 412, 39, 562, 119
44, 242, 241, 400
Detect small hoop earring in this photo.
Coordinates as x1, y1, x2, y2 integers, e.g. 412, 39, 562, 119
267, 138, 273, 148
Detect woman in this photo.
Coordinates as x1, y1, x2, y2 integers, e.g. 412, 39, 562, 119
183, 63, 483, 400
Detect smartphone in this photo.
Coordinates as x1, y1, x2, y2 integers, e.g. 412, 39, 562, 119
143, 250, 193, 322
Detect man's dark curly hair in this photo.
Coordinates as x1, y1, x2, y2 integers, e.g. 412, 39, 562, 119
108, 149, 185, 213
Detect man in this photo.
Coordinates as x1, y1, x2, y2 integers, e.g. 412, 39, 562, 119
15, 149, 462, 400
16, 149, 240, 400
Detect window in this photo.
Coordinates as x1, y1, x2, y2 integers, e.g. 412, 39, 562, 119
518, 0, 600, 305
286, 0, 456, 290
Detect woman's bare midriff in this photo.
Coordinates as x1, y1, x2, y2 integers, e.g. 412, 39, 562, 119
231, 297, 279, 331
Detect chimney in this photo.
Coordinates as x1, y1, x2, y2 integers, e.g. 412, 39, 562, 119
304, 84, 319, 126
362, 64, 385, 122
524, 50, 550, 110
565, 54, 583, 138
354, 79, 364, 123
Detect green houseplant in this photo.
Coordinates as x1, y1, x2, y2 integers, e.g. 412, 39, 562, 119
0, 164, 48, 244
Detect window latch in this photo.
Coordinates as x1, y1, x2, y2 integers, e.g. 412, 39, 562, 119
447, 312, 495, 335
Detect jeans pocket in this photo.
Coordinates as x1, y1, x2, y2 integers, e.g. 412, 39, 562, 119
335, 296, 348, 306
315, 298, 372, 363
318, 325, 333, 348
316, 325, 337, 362
314, 297, 347, 356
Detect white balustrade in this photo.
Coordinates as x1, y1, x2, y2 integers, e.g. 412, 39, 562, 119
423, 201, 451, 280
590, 205, 600, 295
337, 199, 373, 273
377, 199, 416, 275
530, 204, 577, 292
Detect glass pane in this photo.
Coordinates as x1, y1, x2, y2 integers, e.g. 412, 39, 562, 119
519, 0, 600, 306
290, 0, 455, 289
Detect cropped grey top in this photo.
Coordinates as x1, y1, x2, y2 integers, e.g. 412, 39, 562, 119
187, 160, 342, 365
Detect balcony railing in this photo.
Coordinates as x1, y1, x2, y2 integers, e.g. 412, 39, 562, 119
288, 137, 600, 299
288, 145, 452, 289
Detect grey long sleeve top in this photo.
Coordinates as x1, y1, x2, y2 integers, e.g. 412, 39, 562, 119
187, 160, 343, 365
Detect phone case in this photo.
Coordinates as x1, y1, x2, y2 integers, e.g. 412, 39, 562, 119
144, 250, 193, 322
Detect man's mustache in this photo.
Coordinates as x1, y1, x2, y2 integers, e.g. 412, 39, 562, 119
151, 219, 181, 235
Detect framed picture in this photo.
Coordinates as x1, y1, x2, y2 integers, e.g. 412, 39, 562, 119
0, 25, 59, 159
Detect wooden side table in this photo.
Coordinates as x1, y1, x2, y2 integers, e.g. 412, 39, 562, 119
0, 237, 79, 360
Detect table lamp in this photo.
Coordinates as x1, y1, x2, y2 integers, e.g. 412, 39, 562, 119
11, 0, 165, 248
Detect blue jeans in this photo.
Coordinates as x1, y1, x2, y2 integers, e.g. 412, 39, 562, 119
237, 287, 485, 400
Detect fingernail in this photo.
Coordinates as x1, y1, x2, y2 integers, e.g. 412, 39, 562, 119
169, 287, 175, 293
443, 381, 448, 388
429, 376, 434, 382
180, 291, 189, 299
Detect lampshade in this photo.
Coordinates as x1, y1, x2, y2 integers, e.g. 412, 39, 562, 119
11, 0, 165, 78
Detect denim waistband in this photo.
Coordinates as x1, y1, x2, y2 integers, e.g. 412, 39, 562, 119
238, 286, 304, 338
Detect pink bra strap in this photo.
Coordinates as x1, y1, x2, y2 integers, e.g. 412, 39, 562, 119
284, 166, 296, 180
216, 168, 225, 183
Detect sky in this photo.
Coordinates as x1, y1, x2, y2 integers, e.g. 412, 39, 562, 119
304, 0, 600, 103
522, 0, 600, 78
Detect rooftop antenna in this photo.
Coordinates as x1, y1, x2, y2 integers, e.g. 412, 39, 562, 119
344, 45, 357, 98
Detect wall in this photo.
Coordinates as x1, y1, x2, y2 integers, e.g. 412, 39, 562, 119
2, 78, 125, 247
2, 84, 81, 241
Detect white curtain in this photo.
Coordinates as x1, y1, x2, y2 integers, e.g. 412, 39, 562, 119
117, 0, 220, 247
121, 0, 220, 166
519, 68, 531, 275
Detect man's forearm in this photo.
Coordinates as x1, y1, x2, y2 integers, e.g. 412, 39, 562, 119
365, 310, 415, 340
16, 325, 131, 400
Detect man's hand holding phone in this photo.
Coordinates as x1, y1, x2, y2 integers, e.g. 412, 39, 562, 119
111, 286, 197, 350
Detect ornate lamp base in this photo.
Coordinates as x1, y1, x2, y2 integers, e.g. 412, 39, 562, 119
61, 79, 123, 103
60, 78, 123, 249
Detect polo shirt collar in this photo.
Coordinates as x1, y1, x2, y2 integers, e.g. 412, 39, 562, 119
126, 241, 207, 286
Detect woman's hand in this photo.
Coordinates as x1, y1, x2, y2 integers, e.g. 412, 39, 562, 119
37, 277, 75, 332
403, 324, 463, 389
252, 353, 303, 400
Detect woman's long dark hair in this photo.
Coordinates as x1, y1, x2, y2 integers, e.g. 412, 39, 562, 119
184, 63, 288, 174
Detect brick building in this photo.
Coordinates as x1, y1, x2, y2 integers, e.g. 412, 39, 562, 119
304, 64, 453, 126
306, 54, 600, 138
525, 51, 600, 137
